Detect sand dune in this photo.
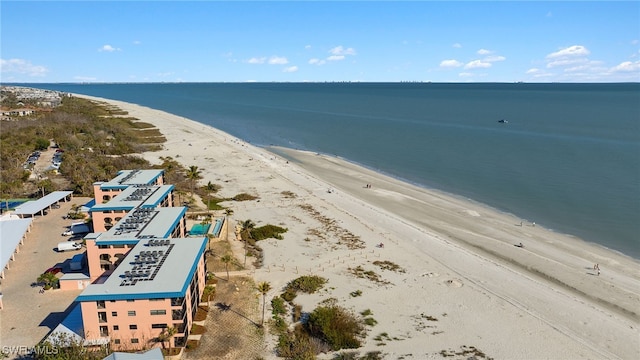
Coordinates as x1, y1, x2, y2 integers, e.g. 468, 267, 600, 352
79, 95, 639, 359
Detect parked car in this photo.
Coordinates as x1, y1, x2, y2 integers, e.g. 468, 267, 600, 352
57, 241, 82, 252
45, 266, 63, 274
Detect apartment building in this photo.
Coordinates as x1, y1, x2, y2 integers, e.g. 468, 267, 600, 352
83, 206, 188, 281
76, 236, 207, 349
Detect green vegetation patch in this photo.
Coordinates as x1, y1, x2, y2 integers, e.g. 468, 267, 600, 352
438, 345, 492, 359
372, 260, 406, 273
250, 224, 288, 240
285, 275, 327, 294
305, 302, 366, 351
232, 192, 258, 201
348, 266, 390, 285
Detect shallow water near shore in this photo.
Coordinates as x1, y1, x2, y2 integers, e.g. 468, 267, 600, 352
20, 82, 640, 258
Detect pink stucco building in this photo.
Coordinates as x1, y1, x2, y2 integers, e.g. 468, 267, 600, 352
50, 169, 208, 351
76, 236, 207, 349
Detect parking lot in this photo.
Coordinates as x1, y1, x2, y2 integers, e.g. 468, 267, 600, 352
0, 197, 92, 353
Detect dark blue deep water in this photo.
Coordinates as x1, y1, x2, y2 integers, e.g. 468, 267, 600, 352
17, 83, 640, 258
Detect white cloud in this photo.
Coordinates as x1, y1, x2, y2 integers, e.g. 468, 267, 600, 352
309, 58, 326, 66
547, 58, 587, 68
329, 46, 357, 56
464, 60, 491, 69
440, 59, 463, 68
247, 57, 266, 64
133, 40, 141, 45
546, 45, 590, 59
458, 72, 474, 77
283, 66, 298, 73
484, 55, 505, 62
305, 45, 312, 49
526, 68, 541, 74
0, 58, 48, 76
477, 49, 492, 55
327, 55, 345, 61
98, 44, 121, 52
452, 43, 462, 48
268, 56, 288, 65
611, 61, 640, 72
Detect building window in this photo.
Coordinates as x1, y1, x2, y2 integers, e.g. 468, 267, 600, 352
97, 300, 106, 309
126, 299, 134, 302
150, 310, 166, 316
99, 326, 108, 337
111, 311, 117, 317
113, 325, 119, 331
127, 311, 136, 316
114, 339, 120, 345
131, 338, 139, 344
151, 323, 168, 329
98, 312, 107, 323
98, 245, 110, 249
129, 324, 137, 330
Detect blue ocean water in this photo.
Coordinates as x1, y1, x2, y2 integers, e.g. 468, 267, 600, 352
19, 83, 640, 258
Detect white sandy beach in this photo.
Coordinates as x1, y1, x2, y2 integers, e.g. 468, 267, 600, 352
80, 95, 639, 359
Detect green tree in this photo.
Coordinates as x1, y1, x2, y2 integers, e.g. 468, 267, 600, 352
240, 219, 255, 266
186, 165, 202, 196
220, 254, 232, 281
34, 137, 50, 151
257, 281, 272, 327
306, 302, 365, 351
37, 272, 59, 290
156, 326, 177, 350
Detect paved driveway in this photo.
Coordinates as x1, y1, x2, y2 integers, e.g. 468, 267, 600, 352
0, 197, 92, 358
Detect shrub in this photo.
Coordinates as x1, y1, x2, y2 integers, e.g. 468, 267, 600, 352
364, 317, 378, 326
276, 326, 317, 360
232, 193, 258, 201
284, 275, 327, 294
305, 304, 365, 351
271, 296, 287, 316
292, 304, 303, 323
281, 289, 297, 303
250, 224, 288, 240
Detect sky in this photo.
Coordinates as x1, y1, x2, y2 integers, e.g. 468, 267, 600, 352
1, 1, 639, 83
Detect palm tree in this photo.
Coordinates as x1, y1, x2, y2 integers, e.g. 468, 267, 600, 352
185, 165, 202, 197
37, 272, 59, 290
220, 254, 232, 281
257, 281, 272, 326
241, 219, 255, 267
203, 285, 216, 307
157, 326, 177, 349
242, 219, 255, 235
206, 233, 215, 252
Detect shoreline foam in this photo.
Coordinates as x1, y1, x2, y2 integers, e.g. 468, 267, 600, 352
75, 94, 640, 359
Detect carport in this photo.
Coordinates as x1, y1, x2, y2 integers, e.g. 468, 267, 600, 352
13, 191, 73, 218
0, 217, 33, 279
